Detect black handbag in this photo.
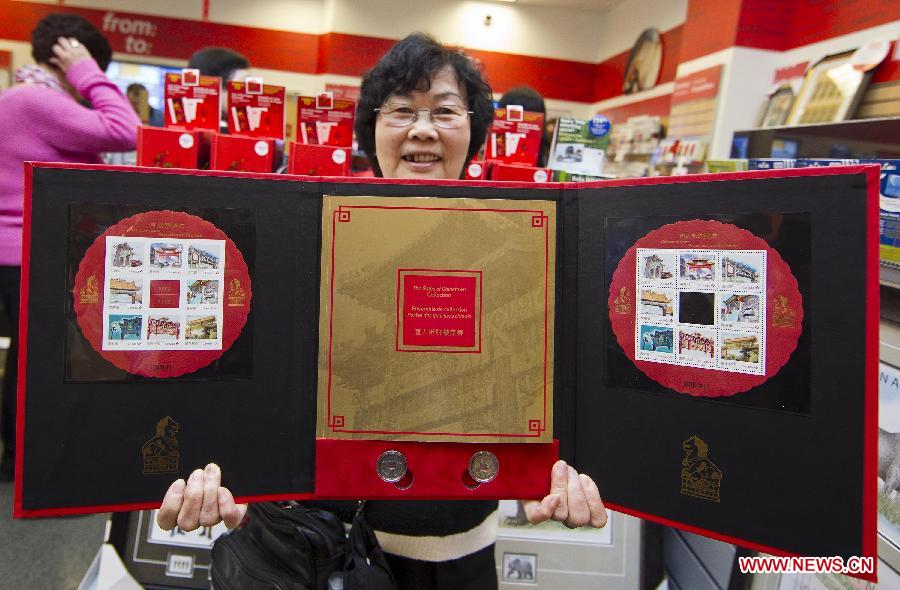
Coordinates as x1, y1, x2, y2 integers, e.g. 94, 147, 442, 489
210, 501, 396, 590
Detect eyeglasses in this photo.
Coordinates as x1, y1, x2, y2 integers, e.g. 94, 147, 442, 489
375, 103, 473, 129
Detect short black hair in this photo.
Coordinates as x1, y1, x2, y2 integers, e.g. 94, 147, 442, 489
31, 13, 112, 71
188, 48, 250, 81
355, 33, 494, 177
126, 83, 147, 94
498, 85, 545, 115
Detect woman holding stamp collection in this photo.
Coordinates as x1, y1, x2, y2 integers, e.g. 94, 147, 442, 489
157, 33, 607, 589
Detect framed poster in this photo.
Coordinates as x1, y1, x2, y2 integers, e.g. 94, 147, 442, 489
496, 506, 641, 590
759, 84, 795, 128
623, 28, 663, 94
878, 361, 900, 572
786, 51, 873, 126
110, 509, 227, 588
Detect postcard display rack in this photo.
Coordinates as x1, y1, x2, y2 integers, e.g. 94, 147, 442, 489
15, 164, 878, 578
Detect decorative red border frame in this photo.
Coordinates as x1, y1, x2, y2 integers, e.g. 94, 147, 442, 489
607, 219, 803, 396
71, 210, 252, 378
15, 164, 879, 582
395, 269, 483, 354
326, 203, 551, 438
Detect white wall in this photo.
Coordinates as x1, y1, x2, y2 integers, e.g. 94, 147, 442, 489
209, 0, 325, 34
592, 0, 687, 62
52, 0, 204, 20
326, 0, 606, 63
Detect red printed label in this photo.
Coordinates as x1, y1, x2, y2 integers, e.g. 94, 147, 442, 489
488, 108, 544, 166
227, 80, 286, 139
398, 271, 481, 352
297, 96, 355, 147
164, 72, 221, 131
149, 279, 180, 308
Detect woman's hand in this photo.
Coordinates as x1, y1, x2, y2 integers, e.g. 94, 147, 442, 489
523, 460, 608, 528
48, 36, 92, 73
156, 463, 248, 531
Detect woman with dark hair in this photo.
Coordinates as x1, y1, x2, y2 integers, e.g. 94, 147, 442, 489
158, 34, 605, 589
187, 47, 250, 83
354, 33, 494, 179
0, 13, 139, 479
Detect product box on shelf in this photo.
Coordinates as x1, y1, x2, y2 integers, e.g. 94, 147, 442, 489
163, 70, 221, 132
868, 159, 900, 266
748, 158, 797, 170
706, 160, 749, 173
551, 170, 612, 182
487, 107, 544, 166
137, 126, 211, 170
795, 159, 860, 167
547, 116, 611, 176
226, 78, 286, 140
296, 93, 355, 147
210, 135, 278, 173
289, 143, 350, 176
489, 163, 551, 183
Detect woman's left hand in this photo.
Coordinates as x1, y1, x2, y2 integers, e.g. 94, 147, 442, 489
48, 37, 92, 73
523, 460, 608, 528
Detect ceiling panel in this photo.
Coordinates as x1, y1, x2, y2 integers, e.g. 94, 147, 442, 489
513, 0, 624, 12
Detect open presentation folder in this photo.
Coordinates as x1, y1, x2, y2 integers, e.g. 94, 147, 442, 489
15, 163, 878, 576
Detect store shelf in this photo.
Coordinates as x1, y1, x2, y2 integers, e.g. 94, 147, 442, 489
732, 117, 900, 159
881, 264, 900, 290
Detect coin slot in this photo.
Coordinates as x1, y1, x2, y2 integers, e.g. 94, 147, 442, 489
394, 470, 414, 490
461, 470, 480, 490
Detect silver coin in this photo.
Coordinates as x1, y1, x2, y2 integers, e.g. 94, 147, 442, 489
376, 450, 407, 483
467, 451, 499, 483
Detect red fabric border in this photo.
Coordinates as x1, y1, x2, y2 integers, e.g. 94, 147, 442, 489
13, 163, 35, 518
862, 166, 880, 571
314, 438, 558, 500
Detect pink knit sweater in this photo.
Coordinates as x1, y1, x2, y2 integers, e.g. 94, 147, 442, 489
0, 59, 140, 266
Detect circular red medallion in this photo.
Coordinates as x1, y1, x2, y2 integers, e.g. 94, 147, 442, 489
608, 220, 802, 396
73, 210, 252, 378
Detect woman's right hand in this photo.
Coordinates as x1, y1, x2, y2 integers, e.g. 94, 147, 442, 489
156, 463, 248, 531
48, 37, 92, 74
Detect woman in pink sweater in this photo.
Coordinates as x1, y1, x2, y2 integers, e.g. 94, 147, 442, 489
0, 13, 140, 479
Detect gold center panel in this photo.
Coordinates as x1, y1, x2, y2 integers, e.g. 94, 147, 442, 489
317, 195, 556, 443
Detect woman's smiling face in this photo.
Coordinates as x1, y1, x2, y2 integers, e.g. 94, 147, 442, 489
374, 66, 472, 180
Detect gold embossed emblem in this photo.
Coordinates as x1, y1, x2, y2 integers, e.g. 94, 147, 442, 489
227, 278, 247, 306
79, 275, 100, 304
680, 435, 722, 502
142, 416, 180, 474
772, 294, 796, 328
614, 286, 632, 314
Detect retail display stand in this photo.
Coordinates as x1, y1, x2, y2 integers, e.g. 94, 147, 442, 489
14, 164, 879, 580
290, 92, 355, 176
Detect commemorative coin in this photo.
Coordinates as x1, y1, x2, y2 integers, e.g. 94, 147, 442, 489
376, 450, 407, 483
468, 451, 499, 483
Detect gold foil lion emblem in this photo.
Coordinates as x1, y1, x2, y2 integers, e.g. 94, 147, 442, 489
681, 435, 722, 502
614, 287, 632, 314
227, 278, 247, 306
79, 275, 100, 304
772, 294, 796, 328
142, 416, 180, 475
